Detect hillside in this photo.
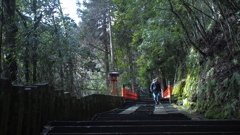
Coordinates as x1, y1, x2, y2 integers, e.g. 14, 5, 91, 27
173, 10, 240, 119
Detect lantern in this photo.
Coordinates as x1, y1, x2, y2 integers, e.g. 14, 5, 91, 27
109, 71, 119, 95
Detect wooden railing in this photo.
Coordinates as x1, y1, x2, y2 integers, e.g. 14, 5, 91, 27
121, 85, 138, 100
0, 78, 124, 135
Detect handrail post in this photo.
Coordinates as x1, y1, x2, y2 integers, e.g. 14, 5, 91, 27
121, 84, 126, 100
168, 81, 172, 96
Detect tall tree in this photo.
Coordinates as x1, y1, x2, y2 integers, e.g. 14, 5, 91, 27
112, 0, 143, 86
2, 0, 18, 80
0, 0, 3, 77
78, 0, 111, 88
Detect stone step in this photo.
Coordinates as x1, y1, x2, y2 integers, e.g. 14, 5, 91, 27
49, 120, 240, 126
47, 132, 240, 135
94, 114, 191, 121
42, 99, 240, 135
47, 124, 240, 134
126, 98, 169, 104
45, 120, 240, 134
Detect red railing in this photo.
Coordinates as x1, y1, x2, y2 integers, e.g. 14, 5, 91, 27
121, 83, 171, 99
122, 85, 138, 100
162, 84, 172, 98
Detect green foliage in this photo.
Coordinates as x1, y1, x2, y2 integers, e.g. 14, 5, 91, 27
200, 73, 240, 119
172, 80, 186, 100
0, 0, 102, 96
178, 47, 240, 119
112, 0, 240, 119
2, 0, 240, 113
180, 48, 200, 101
232, 72, 240, 84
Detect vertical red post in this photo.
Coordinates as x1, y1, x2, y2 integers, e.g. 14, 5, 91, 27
168, 81, 172, 98
122, 84, 126, 98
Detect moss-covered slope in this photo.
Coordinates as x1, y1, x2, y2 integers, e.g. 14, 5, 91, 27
173, 47, 240, 119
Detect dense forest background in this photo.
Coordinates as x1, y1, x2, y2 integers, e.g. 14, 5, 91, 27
1, 0, 240, 119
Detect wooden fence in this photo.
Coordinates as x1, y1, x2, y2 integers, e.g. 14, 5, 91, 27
0, 78, 124, 135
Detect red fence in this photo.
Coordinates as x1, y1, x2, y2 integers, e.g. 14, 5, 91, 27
121, 83, 172, 100
121, 85, 138, 100
162, 84, 172, 98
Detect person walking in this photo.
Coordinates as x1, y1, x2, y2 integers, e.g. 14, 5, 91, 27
150, 78, 161, 105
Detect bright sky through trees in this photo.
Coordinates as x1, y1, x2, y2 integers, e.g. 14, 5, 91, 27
61, 0, 82, 23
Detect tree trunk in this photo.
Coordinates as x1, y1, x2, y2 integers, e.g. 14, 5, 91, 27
32, 0, 43, 83
0, 0, 3, 77
58, 0, 65, 89
103, 13, 110, 87
3, 0, 17, 81
158, 67, 167, 92
57, 0, 74, 92
32, 43, 37, 83
25, 46, 29, 82
104, 38, 110, 87
32, 0, 37, 83
69, 60, 74, 93
59, 52, 64, 89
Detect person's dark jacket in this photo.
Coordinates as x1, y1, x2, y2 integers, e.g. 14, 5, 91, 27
150, 81, 161, 93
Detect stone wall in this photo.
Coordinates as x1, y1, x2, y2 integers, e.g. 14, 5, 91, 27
0, 78, 124, 135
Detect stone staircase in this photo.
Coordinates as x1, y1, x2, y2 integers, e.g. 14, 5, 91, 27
42, 98, 240, 135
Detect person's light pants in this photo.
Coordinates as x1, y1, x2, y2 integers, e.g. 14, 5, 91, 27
152, 91, 161, 104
